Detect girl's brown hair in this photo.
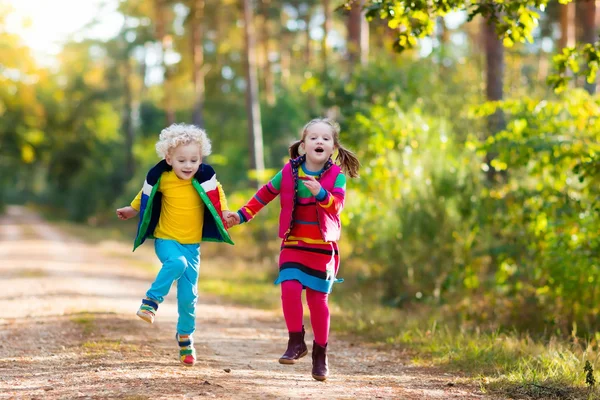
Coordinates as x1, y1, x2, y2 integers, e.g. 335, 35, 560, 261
288, 118, 360, 178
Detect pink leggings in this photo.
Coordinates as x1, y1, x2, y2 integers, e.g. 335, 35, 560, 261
281, 280, 330, 346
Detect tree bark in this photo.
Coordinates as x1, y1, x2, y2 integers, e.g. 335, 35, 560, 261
260, 0, 275, 106
304, 9, 312, 65
559, 2, 576, 50
482, 17, 505, 181
154, 0, 175, 125
191, 0, 206, 127
347, 0, 369, 66
123, 57, 136, 180
580, 0, 597, 94
279, 9, 290, 86
321, 0, 331, 70
243, 0, 265, 188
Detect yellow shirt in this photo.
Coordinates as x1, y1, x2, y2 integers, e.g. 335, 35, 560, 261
131, 171, 229, 244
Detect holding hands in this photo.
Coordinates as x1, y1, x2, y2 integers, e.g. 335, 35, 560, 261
301, 176, 322, 196
223, 210, 240, 228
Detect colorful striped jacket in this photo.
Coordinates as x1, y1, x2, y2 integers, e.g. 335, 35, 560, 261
133, 160, 233, 251
239, 156, 344, 242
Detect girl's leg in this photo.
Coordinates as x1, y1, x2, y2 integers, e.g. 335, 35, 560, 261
281, 280, 304, 332
306, 288, 330, 346
279, 280, 308, 364
306, 287, 330, 380
176, 244, 200, 336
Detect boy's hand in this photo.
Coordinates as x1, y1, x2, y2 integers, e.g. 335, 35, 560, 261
223, 211, 240, 228
301, 176, 322, 197
116, 206, 138, 220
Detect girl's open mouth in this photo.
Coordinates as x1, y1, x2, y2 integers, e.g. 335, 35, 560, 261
315, 148, 324, 153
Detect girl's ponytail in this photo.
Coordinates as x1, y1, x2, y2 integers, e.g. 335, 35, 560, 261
289, 140, 303, 159
336, 145, 360, 178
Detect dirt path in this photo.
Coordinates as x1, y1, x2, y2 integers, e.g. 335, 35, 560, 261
0, 206, 488, 399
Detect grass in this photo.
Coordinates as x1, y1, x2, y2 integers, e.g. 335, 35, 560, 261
331, 296, 600, 399
199, 257, 280, 310
71, 313, 96, 335
47, 217, 600, 399
82, 340, 139, 357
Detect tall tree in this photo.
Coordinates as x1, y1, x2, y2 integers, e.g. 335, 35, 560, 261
122, 56, 136, 179
482, 16, 505, 181
559, 2, 576, 50
154, 0, 176, 125
304, 6, 312, 65
580, 0, 598, 93
243, 0, 265, 187
260, 0, 276, 105
191, 0, 207, 127
321, 0, 331, 70
347, 0, 369, 66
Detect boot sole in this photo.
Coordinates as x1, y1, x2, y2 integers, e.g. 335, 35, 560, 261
312, 374, 327, 381
136, 310, 154, 324
181, 360, 196, 367
278, 350, 308, 364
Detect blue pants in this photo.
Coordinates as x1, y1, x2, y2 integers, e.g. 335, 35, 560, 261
147, 239, 200, 336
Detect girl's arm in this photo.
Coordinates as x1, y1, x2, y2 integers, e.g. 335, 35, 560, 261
237, 170, 283, 223
315, 173, 346, 216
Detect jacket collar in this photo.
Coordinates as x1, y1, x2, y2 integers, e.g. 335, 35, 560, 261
147, 159, 206, 185
290, 155, 333, 176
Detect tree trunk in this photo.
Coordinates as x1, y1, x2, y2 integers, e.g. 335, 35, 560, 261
482, 17, 505, 181
437, 16, 448, 71
581, 0, 597, 94
321, 0, 330, 70
559, 2, 576, 50
123, 57, 136, 180
347, 0, 368, 66
279, 9, 291, 86
243, 0, 265, 188
260, 0, 275, 106
191, 0, 206, 127
215, 3, 224, 68
154, 0, 175, 125
347, 0, 361, 65
305, 9, 312, 65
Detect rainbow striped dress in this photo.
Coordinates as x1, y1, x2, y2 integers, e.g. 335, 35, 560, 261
238, 159, 346, 293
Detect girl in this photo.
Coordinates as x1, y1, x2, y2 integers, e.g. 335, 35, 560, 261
226, 118, 360, 381
116, 123, 235, 367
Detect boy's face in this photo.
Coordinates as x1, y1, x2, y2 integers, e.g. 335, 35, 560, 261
166, 142, 202, 180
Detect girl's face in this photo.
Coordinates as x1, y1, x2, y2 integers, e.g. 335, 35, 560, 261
166, 142, 202, 180
301, 123, 336, 166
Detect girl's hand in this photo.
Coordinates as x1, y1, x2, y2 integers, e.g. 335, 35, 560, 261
301, 176, 322, 196
223, 211, 240, 228
116, 206, 138, 220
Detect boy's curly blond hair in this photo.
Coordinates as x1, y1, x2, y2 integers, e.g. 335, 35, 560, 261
155, 123, 212, 159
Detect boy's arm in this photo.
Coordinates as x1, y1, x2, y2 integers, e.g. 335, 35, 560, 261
315, 173, 346, 216
237, 170, 282, 224
217, 182, 229, 211
130, 189, 143, 211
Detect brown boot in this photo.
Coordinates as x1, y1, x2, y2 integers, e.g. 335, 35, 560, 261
278, 326, 308, 364
311, 341, 328, 381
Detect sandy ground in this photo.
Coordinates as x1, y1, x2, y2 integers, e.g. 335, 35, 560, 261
0, 206, 490, 399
